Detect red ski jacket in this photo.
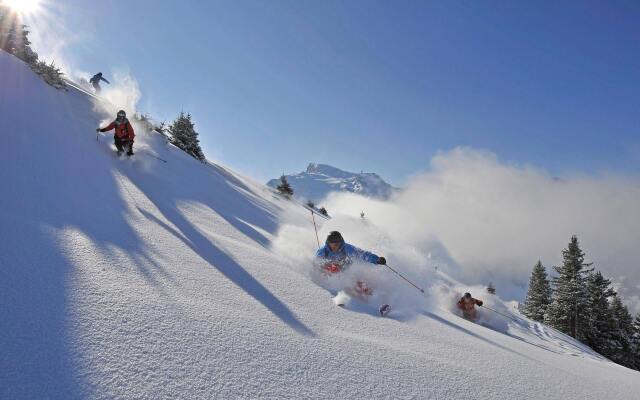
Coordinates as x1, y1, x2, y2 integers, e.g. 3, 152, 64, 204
100, 118, 135, 140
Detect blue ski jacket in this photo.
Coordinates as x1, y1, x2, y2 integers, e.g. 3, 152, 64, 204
90, 73, 110, 84
315, 242, 380, 266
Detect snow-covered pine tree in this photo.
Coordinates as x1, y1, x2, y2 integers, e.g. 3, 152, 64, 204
0, 8, 38, 64
522, 261, 551, 322
582, 271, 616, 355
1, 8, 67, 90
544, 236, 592, 339
609, 295, 635, 368
168, 112, 205, 161
1, 19, 25, 56
632, 314, 640, 370
276, 175, 293, 198
30, 60, 66, 89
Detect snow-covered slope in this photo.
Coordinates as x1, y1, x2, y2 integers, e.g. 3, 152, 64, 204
2, 50, 639, 399
267, 163, 396, 202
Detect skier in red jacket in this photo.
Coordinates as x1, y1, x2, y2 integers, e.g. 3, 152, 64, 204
97, 110, 135, 156
457, 292, 483, 320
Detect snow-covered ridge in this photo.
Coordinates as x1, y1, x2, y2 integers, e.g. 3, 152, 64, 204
2, 50, 639, 399
267, 162, 397, 202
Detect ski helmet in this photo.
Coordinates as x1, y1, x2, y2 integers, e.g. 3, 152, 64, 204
326, 231, 344, 244
463, 292, 471, 299
117, 110, 126, 118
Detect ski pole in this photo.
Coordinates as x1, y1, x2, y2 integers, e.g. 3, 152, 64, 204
142, 151, 167, 163
383, 263, 425, 293
310, 210, 320, 248
479, 305, 519, 322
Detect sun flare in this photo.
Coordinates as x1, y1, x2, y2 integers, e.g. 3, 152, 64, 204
2, 0, 42, 15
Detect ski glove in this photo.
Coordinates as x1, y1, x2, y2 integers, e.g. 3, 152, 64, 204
377, 257, 386, 265
96, 128, 101, 132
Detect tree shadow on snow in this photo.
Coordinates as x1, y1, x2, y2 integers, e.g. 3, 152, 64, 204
126, 166, 314, 337
164, 151, 282, 250
0, 73, 176, 397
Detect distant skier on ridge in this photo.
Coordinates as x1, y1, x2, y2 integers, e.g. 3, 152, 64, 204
89, 72, 110, 93
315, 231, 390, 316
96, 110, 135, 156
457, 292, 484, 320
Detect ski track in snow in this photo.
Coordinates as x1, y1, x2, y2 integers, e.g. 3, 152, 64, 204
1, 51, 639, 399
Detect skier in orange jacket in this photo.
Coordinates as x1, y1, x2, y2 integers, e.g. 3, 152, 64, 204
97, 110, 135, 156
457, 292, 483, 320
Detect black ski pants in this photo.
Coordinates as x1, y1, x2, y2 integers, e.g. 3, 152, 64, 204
114, 135, 133, 153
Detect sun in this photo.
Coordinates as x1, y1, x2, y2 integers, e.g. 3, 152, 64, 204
1, 0, 42, 15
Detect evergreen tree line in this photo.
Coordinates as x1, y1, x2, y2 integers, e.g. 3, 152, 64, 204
522, 235, 640, 370
0, 6, 66, 89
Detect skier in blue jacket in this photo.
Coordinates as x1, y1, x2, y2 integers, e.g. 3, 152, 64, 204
315, 231, 390, 316
89, 72, 110, 93
315, 231, 386, 272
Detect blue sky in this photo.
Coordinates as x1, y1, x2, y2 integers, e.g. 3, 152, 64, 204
27, 0, 640, 184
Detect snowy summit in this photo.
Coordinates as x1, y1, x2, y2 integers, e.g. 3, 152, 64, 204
267, 163, 396, 202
